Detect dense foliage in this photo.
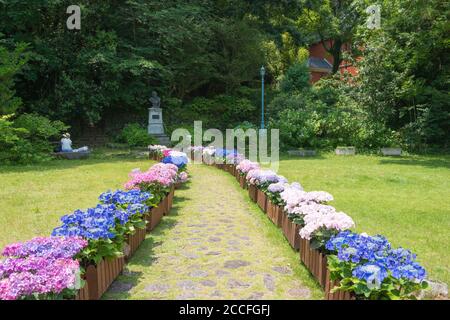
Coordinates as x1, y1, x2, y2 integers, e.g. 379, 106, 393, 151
116, 123, 157, 147
0, 0, 448, 153
0, 113, 68, 163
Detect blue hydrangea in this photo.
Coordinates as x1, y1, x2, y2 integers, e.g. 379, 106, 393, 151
390, 262, 426, 281
214, 149, 237, 158
162, 155, 188, 168
51, 204, 128, 240
326, 231, 390, 263
352, 263, 388, 289
327, 231, 427, 284
99, 190, 151, 206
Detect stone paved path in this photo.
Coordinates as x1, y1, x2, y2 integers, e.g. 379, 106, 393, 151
103, 164, 322, 300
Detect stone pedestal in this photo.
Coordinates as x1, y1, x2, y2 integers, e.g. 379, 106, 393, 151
148, 107, 170, 146
148, 108, 164, 135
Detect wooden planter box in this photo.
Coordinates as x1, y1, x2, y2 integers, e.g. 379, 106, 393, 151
281, 214, 300, 250
324, 269, 355, 300
381, 147, 402, 156
145, 202, 165, 232
335, 147, 356, 156
165, 187, 175, 215
256, 189, 267, 213
231, 165, 237, 176
215, 163, 225, 170
239, 175, 247, 189
225, 164, 235, 175
235, 170, 240, 182
85, 256, 125, 300
299, 238, 327, 288
75, 281, 90, 300
125, 227, 146, 261
267, 200, 283, 227
248, 184, 257, 202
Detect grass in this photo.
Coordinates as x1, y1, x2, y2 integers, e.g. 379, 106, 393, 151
0, 149, 153, 249
275, 153, 450, 286
0, 149, 448, 292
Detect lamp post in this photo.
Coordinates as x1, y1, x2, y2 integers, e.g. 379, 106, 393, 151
260, 66, 266, 129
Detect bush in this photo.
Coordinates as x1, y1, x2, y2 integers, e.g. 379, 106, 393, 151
279, 62, 311, 94
117, 123, 156, 147
168, 94, 257, 130
0, 113, 68, 164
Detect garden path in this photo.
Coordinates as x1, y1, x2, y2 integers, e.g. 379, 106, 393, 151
103, 164, 321, 300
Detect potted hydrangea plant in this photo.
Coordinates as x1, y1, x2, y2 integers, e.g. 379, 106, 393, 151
99, 189, 151, 259
52, 204, 131, 299
125, 163, 177, 230
266, 182, 288, 227
325, 231, 428, 300
236, 160, 260, 190
0, 237, 88, 300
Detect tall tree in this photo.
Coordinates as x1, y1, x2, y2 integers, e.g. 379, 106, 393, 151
0, 41, 28, 115
299, 0, 362, 73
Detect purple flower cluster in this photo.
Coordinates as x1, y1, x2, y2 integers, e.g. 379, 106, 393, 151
267, 182, 286, 193
226, 153, 245, 165
246, 169, 287, 187
2, 237, 87, 260
0, 237, 87, 300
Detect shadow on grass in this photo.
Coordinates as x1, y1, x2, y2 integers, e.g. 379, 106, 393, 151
0, 153, 153, 174
378, 156, 450, 169
279, 153, 327, 161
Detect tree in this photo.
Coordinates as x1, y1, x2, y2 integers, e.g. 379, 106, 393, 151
353, 0, 449, 149
299, 0, 363, 73
0, 41, 28, 115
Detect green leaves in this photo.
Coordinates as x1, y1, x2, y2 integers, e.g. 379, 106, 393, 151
0, 42, 29, 115
327, 253, 427, 300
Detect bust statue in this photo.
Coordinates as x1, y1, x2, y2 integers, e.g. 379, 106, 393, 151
149, 91, 161, 108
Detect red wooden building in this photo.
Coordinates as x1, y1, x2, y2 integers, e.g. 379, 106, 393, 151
307, 40, 358, 83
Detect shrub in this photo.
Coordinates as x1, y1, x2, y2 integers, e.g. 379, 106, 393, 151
1, 113, 68, 164
169, 95, 256, 130
117, 123, 157, 147
279, 62, 311, 94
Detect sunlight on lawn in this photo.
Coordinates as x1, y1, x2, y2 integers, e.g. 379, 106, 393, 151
0, 152, 449, 287
0, 153, 154, 249
276, 153, 450, 286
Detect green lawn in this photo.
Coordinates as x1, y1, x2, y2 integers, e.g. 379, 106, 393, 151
0, 150, 154, 250
276, 153, 450, 286
0, 150, 449, 288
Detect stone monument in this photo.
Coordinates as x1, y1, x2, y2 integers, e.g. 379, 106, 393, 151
147, 91, 170, 145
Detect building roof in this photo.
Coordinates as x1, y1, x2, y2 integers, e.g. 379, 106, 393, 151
308, 57, 332, 73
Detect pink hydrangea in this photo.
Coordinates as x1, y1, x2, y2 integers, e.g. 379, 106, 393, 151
281, 186, 333, 212
125, 163, 179, 189
0, 257, 81, 300
149, 145, 168, 152
178, 172, 189, 183
299, 211, 355, 240
236, 160, 260, 174
288, 203, 336, 216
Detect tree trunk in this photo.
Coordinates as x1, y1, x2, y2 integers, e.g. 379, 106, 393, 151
331, 39, 342, 74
